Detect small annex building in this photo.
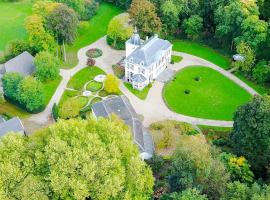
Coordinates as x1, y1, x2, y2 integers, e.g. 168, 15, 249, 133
91, 95, 154, 159
0, 51, 35, 77
0, 117, 25, 137
124, 29, 172, 90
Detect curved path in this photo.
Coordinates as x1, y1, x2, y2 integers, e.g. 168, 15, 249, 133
29, 37, 257, 127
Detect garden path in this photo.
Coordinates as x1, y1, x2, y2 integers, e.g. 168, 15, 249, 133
29, 36, 257, 127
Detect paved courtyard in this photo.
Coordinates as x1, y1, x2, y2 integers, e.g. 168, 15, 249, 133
29, 36, 258, 127
156, 68, 176, 83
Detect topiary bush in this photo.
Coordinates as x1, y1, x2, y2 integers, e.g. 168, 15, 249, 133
86, 48, 103, 58
87, 58, 96, 66
52, 103, 59, 121
184, 89, 190, 94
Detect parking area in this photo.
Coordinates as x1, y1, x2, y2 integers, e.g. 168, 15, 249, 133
156, 68, 176, 83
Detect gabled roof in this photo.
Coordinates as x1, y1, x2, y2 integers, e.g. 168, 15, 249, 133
132, 74, 147, 83
0, 117, 25, 137
126, 36, 172, 67
92, 96, 145, 152
3, 51, 35, 76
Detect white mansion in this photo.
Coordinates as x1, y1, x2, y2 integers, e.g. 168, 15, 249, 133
124, 30, 172, 90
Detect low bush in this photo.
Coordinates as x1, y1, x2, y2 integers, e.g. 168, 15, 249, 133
86, 48, 103, 58
87, 58, 96, 66
184, 89, 190, 94
52, 103, 59, 121
252, 60, 270, 84
112, 64, 125, 78
106, 36, 125, 50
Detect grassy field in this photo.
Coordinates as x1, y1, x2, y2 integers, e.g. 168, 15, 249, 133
163, 66, 252, 120
124, 83, 152, 100
68, 67, 105, 90
62, 3, 122, 69
0, 0, 32, 51
171, 55, 183, 63
172, 40, 231, 70
43, 75, 62, 104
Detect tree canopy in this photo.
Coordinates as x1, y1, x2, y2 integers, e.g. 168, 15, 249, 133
0, 118, 154, 199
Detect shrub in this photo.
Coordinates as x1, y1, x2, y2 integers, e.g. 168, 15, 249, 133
87, 58, 96, 66
52, 103, 59, 121
184, 89, 190, 94
59, 98, 82, 119
0, 92, 5, 104
2, 72, 23, 100
112, 64, 125, 78
252, 60, 270, 84
86, 48, 103, 58
34, 51, 60, 82
194, 76, 201, 81
104, 74, 120, 94
80, 0, 99, 20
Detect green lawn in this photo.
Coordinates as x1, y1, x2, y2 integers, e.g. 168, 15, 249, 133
171, 55, 183, 63
124, 83, 152, 100
86, 81, 103, 92
172, 40, 231, 70
43, 75, 62, 104
62, 3, 122, 69
0, 0, 32, 51
68, 66, 105, 90
163, 66, 252, 120
0, 101, 30, 119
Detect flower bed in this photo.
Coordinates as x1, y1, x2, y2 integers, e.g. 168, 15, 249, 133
86, 48, 103, 58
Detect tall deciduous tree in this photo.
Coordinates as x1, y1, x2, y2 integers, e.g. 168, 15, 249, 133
34, 51, 60, 82
2, 72, 23, 100
128, 0, 162, 38
183, 15, 203, 40
17, 76, 45, 112
24, 14, 56, 52
46, 4, 79, 61
104, 74, 120, 94
230, 95, 270, 176
107, 13, 133, 49
0, 118, 154, 199
160, 0, 180, 36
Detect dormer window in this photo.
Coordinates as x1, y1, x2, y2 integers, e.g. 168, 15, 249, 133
140, 61, 144, 66
129, 57, 133, 62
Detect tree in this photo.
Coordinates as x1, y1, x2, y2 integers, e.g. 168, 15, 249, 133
161, 188, 208, 200
219, 153, 254, 184
128, 0, 162, 38
160, 0, 180, 36
0, 118, 154, 199
2, 72, 23, 100
233, 42, 255, 75
104, 74, 120, 94
34, 51, 60, 82
24, 14, 56, 53
32, 0, 61, 18
252, 60, 270, 84
46, 4, 79, 61
169, 134, 229, 200
4, 39, 35, 61
236, 15, 268, 50
59, 98, 82, 119
183, 15, 203, 40
107, 13, 133, 49
17, 76, 45, 112
230, 95, 270, 176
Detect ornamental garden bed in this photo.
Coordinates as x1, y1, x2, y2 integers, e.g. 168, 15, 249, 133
163, 66, 252, 120
86, 48, 103, 58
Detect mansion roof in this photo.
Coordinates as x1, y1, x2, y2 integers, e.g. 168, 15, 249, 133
126, 36, 171, 67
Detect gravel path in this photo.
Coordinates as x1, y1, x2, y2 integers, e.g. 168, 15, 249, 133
28, 37, 257, 127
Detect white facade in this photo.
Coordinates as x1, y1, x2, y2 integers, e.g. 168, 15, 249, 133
124, 32, 172, 90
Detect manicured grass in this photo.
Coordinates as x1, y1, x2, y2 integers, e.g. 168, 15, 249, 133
171, 55, 183, 63
59, 90, 80, 106
0, 0, 32, 51
124, 83, 152, 100
76, 96, 88, 108
172, 40, 231, 70
68, 66, 105, 90
62, 3, 122, 69
163, 66, 252, 120
234, 72, 269, 95
86, 81, 103, 92
0, 101, 30, 119
43, 76, 62, 104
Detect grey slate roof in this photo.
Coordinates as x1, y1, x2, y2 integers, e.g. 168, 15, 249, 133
92, 95, 146, 152
126, 36, 172, 67
0, 117, 25, 137
3, 51, 35, 76
132, 74, 147, 83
